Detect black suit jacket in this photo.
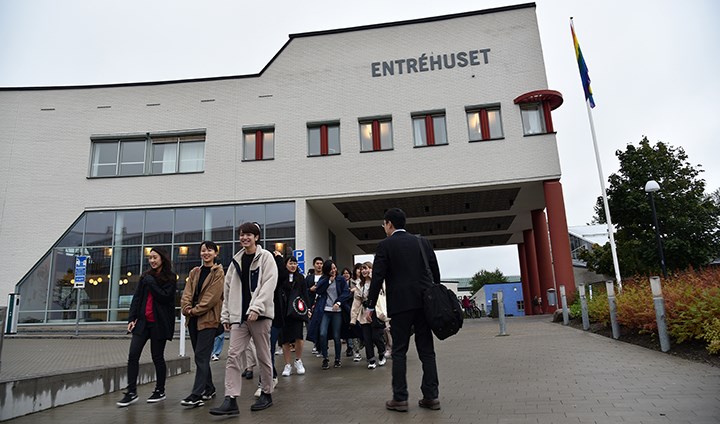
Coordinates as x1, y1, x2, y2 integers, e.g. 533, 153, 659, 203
367, 230, 440, 316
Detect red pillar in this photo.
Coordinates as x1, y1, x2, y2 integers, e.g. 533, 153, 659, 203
544, 180, 577, 302
518, 243, 532, 316
523, 229, 541, 315
532, 209, 556, 313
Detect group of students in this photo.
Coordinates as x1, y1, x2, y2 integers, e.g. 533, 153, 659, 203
115, 221, 391, 416
305, 257, 392, 371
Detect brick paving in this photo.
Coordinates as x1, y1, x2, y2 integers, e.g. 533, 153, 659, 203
2, 316, 719, 423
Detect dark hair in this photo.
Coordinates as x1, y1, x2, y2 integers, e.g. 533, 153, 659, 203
384, 207, 406, 229
200, 240, 218, 252
238, 221, 261, 237
285, 256, 298, 265
321, 259, 335, 277
353, 262, 363, 279
147, 247, 174, 283
312, 256, 324, 264
341, 267, 351, 277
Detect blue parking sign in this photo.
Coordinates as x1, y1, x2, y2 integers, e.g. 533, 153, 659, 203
74, 255, 87, 288
293, 249, 305, 274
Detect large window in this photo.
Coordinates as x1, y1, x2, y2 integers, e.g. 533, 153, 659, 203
308, 122, 340, 156
520, 103, 547, 135
466, 106, 503, 141
15, 202, 295, 324
359, 118, 393, 152
243, 127, 275, 161
412, 112, 448, 147
90, 131, 205, 177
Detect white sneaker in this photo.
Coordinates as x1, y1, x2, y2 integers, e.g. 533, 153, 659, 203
254, 385, 262, 398
311, 346, 318, 354
384, 350, 392, 359
353, 353, 362, 362
378, 357, 387, 366
282, 364, 292, 377
367, 361, 377, 369
294, 359, 305, 375
211, 354, 219, 361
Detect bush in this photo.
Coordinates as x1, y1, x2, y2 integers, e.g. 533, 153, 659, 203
703, 318, 720, 354
581, 269, 720, 351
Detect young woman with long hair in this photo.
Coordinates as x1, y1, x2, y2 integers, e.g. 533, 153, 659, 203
117, 247, 177, 407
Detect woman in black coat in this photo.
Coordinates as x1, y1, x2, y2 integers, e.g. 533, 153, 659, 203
117, 247, 177, 407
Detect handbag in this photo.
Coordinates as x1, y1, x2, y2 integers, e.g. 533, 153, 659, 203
416, 236, 463, 340
287, 296, 309, 321
215, 322, 225, 337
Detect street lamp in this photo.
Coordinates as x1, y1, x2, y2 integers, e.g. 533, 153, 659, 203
644, 180, 668, 278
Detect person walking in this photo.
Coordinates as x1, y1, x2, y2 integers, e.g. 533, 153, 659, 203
306, 259, 351, 370
351, 262, 386, 369
209, 222, 278, 416
278, 255, 309, 376
117, 247, 177, 407
366, 208, 442, 412
179, 241, 225, 407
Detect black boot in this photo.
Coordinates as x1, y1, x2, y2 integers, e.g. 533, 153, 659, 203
209, 396, 239, 416
250, 392, 273, 411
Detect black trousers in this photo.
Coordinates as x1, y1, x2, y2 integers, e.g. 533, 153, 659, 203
189, 318, 216, 396
127, 324, 168, 393
389, 308, 438, 402
361, 323, 386, 361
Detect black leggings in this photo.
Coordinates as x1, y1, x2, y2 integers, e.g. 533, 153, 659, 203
361, 323, 386, 361
127, 325, 168, 393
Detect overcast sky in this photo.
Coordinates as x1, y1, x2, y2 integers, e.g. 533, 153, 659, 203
1, 0, 718, 279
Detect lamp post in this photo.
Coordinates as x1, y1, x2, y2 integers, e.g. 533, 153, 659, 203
644, 180, 668, 278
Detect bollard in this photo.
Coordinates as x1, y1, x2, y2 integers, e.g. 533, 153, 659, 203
496, 291, 508, 336
559, 285, 569, 325
606, 281, 620, 339
650, 276, 671, 352
579, 284, 590, 330
179, 314, 186, 357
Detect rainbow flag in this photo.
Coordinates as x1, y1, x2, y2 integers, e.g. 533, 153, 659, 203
571, 19, 595, 108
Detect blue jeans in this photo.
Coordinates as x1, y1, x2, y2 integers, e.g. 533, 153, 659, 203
212, 334, 224, 357
319, 311, 342, 360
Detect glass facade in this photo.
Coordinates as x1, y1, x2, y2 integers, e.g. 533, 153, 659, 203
15, 202, 295, 324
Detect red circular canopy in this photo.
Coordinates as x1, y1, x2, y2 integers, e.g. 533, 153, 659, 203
513, 90, 563, 110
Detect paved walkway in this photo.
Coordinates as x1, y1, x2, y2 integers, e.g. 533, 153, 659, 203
2, 316, 719, 423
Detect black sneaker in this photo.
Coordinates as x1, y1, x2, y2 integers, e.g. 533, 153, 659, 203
321, 358, 329, 370
209, 396, 239, 416
180, 394, 204, 407
334, 359, 342, 368
116, 391, 138, 407
201, 389, 216, 400
345, 348, 353, 357
250, 392, 273, 411
147, 390, 166, 403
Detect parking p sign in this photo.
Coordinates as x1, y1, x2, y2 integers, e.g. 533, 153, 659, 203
293, 249, 305, 275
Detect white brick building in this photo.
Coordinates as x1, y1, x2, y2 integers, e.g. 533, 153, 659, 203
0, 3, 575, 324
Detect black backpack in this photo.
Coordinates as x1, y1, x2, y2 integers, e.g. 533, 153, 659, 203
416, 236, 463, 340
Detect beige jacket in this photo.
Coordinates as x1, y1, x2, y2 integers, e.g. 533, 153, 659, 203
350, 281, 371, 325
221, 245, 278, 324
180, 264, 225, 330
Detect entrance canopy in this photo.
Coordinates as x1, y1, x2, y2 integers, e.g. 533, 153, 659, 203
307, 181, 547, 255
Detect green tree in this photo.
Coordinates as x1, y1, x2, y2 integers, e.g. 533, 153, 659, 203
470, 268, 507, 295
585, 137, 720, 276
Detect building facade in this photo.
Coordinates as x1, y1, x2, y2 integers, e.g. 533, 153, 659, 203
0, 3, 575, 325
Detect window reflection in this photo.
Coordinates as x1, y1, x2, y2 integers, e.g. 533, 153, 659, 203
16, 202, 294, 324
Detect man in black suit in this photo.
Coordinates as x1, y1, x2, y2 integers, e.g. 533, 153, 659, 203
366, 208, 441, 412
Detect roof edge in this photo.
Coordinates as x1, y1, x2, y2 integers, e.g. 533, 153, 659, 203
289, 3, 536, 39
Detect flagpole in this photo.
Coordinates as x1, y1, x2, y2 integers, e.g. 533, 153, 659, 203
584, 99, 623, 291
